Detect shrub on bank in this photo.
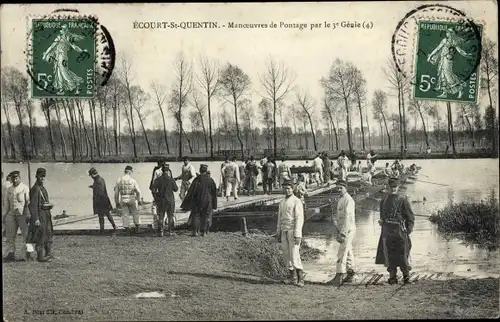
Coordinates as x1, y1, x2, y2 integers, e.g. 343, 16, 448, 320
429, 192, 499, 250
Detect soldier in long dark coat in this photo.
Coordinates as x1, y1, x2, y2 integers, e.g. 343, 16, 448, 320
181, 164, 217, 237
88, 167, 117, 234
27, 168, 54, 262
151, 162, 179, 236
375, 177, 415, 285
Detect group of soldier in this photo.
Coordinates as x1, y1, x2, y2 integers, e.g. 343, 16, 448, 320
2, 153, 416, 289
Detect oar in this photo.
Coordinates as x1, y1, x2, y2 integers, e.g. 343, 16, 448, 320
414, 179, 449, 187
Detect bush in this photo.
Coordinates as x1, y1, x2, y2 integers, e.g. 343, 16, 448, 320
429, 191, 499, 250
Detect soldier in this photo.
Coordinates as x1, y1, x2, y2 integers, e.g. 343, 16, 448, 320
181, 164, 217, 237
331, 180, 356, 286
375, 177, 415, 285
245, 156, 259, 196
175, 156, 197, 201
114, 165, 142, 234
2, 171, 31, 262
276, 179, 305, 287
151, 162, 179, 236
27, 168, 54, 262
223, 156, 240, 201
277, 158, 292, 188
88, 167, 117, 235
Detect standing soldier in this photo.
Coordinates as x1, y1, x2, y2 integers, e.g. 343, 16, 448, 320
114, 165, 142, 234
337, 151, 348, 182
277, 158, 292, 188
239, 158, 248, 195
3, 171, 31, 262
175, 156, 197, 201
276, 180, 305, 287
181, 164, 218, 237
27, 168, 55, 262
152, 162, 179, 236
375, 177, 415, 285
323, 152, 332, 183
2, 172, 13, 241
245, 156, 259, 196
331, 180, 356, 286
88, 167, 117, 235
223, 156, 240, 201
149, 161, 172, 231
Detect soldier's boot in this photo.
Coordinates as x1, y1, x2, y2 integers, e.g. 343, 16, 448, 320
106, 213, 117, 230
191, 218, 200, 237
157, 220, 164, 237
330, 273, 345, 286
296, 269, 305, 287
168, 217, 175, 236
98, 216, 105, 234
3, 252, 15, 262
204, 222, 210, 236
388, 268, 398, 285
135, 224, 140, 235
284, 269, 297, 285
36, 248, 50, 262
343, 268, 355, 283
45, 243, 54, 260
26, 252, 35, 261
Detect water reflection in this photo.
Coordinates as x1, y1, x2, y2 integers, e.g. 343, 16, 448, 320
301, 158, 499, 282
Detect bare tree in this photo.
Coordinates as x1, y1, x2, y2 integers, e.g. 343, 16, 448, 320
296, 89, 317, 151
446, 102, 457, 156
240, 98, 254, 149
197, 56, 220, 158
53, 101, 68, 160
169, 52, 193, 159
457, 103, 480, 147
1, 99, 16, 159
219, 63, 251, 157
40, 99, 56, 160
151, 80, 171, 154
258, 58, 295, 158
322, 94, 339, 150
408, 99, 436, 148
191, 90, 209, 152
259, 98, 273, 148
480, 38, 499, 153
353, 67, 368, 150
321, 59, 357, 153
131, 86, 153, 155
372, 89, 392, 150
119, 56, 138, 158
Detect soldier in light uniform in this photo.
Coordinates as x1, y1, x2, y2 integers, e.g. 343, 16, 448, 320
223, 156, 240, 201
114, 165, 142, 234
27, 168, 55, 262
277, 158, 292, 188
175, 156, 197, 201
375, 177, 415, 285
276, 179, 305, 287
331, 180, 356, 285
2, 171, 30, 262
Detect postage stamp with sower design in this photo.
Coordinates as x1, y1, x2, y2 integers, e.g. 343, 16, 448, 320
31, 18, 97, 98
414, 20, 483, 103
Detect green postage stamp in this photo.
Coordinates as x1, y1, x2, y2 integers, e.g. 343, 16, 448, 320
413, 20, 483, 103
30, 18, 97, 98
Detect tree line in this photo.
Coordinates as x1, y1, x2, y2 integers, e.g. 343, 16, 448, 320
1, 38, 498, 162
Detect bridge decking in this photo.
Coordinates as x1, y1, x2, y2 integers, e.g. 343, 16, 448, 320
52, 181, 338, 234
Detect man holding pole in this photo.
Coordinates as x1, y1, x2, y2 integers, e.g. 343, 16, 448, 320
375, 177, 415, 285
88, 167, 117, 235
276, 179, 305, 287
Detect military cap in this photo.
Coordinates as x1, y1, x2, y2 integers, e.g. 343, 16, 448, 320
88, 167, 98, 176
183, 156, 189, 161
336, 180, 347, 188
282, 179, 294, 187
200, 164, 208, 172
10, 170, 20, 178
388, 177, 400, 187
36, 168, 47, 177
125, 165, 133, 172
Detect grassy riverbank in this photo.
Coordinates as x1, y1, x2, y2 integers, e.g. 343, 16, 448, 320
1, 149, 497, 164
3, 232, 498, 320
429, 193, 500, 251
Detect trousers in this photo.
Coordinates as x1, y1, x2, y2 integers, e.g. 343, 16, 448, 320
336, 229, 356, 274
179, 180, 191, 200
157, 200, 175, 231
280, 230, 303, 270
314, 167, 324, 184
120, 200, 140, 228
225, 177, 238, 198
4, 211, 28, 254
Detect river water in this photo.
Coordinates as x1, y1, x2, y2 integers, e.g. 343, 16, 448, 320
2, 158, 499, 280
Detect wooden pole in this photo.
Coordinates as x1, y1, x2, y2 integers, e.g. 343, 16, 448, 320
240, 217, 248, 236
27, 159, 32, 188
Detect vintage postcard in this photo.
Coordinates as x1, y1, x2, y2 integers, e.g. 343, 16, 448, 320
1, 2, 498, 321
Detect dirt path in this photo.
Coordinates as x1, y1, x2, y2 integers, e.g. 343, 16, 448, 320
3, 233, 499, 321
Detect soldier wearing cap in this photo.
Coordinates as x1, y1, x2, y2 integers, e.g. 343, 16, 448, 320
149, 161, 173, 231
2, 170, 31, 261
174, 156, 197, 201
114, 165, 142, 234
181, 164, 217, 237
88, 167, 117, 234
276, 179, 305, 287
375, 176, 415, 285
26, 168, 55, 262
151, 162, 179, 236
331, 179, 356, 286
2, 171, 13, 240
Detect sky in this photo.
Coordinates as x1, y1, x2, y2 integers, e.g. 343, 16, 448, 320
1, 1, 498, 133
